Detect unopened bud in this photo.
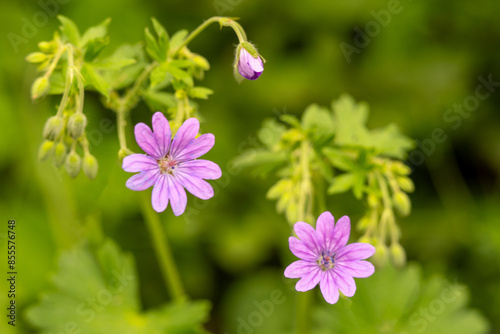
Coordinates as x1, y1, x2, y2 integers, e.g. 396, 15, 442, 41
31, 77, 50, 100
367, 193, 379, 208
54, 142, 67, 167
373, 243, 389, 267
38, 140, 55, 161
392, 161, 411, 175
65, 151, 81, 178
358, 235, 373, 244
393, 191, 411, 216
83, 153, 98, 180
38, 41, 56, 53
356, 215, 371, 231
67, 113, 87, 139
390, 243, 406, 268
397, 177, 414, 193
193, 55, 210, 70
43, 116, 64, 140
26, 52, 48, 63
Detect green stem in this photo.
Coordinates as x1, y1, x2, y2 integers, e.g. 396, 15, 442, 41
55, 47, 74, 118
295, 290, 311, 334
140, 192, 186, 301
175, 16, 247, 55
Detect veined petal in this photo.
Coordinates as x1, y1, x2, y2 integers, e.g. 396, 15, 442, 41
152, 174, 169, 213
320, 271, 339, 304
167, 175, 187, 216
177, 160, 222, 180
335, 243, 376, 262
295, 267, 323, 292
316, 211, 335, 251
330, 215, 351, 253
332, 269, 356, 297
135, 123, 162, 159
284, 260, 318, 279
289, 237, 317, 261
336, 260, 375, 278
152, 112, 171, 157
126, 169, 159, 191
170, 118, 199, 157
122, 154, 158, 172
294, 222, 321, 254
175, 172, 214, 200
175, 133, 215, 161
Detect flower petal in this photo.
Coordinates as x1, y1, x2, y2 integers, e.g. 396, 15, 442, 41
294, 222, 321, 254
167, 175, 187, 216
175, 133, 215, 161
177, 160, 222, 180
330, 215, 351, 252
170, 118, 199, 157
295, 267, 323, 292
125, 170, 159, 191
335, 243, 376, 262
332, 269, 356, 297
152, 174, 169, 212
122, 154, 158, 173
284, 260, 318, 279
152, 112, 171, 157
134, 123, 162, 159
320, 271, 339, 304
336, 260, 375, 278
289, 237, 317, 261
316, 211, 335, 251
175, 172, 214, 200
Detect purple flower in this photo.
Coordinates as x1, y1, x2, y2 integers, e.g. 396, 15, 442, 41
284, 212, 375, 304
122, 112, 222, 215
237, 47, 264, 80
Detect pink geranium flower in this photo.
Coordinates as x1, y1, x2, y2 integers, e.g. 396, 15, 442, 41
284, 212, 375, 304
122, 112, 222, 215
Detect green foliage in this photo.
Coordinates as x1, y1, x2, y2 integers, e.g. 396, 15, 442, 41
26, 239, 211, 334
313, 264, 489, 334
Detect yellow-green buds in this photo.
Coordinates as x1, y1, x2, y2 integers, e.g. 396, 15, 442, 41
391, 161, 411, 175
65, 151, 81, 178
67, 113, 87, 139
26, 52, 48, 63
373, 243, 389, 267
83, 153, 98, 180
31, 77, 50, 100
390, 243, 406, 268
396, 176, 415, 193
54, 142, 67, 168
38, 41, 56, 53
192, 55, 210, 70
393, 191, 411, 216
38, 140, 55, 161
43, 116, 64, 140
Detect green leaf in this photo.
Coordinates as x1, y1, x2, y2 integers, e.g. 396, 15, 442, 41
166, 62, 193, 87
280, 114, 301, 128
322, 147, 356, 171
81, 18, 111, 47
169, 30, 189, 54
327, 173, 355, 194
232, 150, 287, 177
100, 43, 147, 90
301, 103, 335, 135
25, 239, 211, 334
151, 17, 169, 57
144, 90, 177, 112
47, 72, 66, 95
84, 37, 110, 62
57, 15, 81, 45
81, 63, 111, 99
92, 58, 137, 70
144, 27, 163, 62
370, 124, 415, 159
149, 63, 170, 88
258, 119, 287, 150
313, 264, 490, 334
188, 87, 213, 99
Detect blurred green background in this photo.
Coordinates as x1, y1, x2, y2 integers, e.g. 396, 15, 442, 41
1, 0, 499, 333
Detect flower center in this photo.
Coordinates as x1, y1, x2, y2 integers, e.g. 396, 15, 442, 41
318, 250, 335, 271
158, 156, 178, 175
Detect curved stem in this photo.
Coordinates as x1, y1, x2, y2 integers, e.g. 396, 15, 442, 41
295, 290, 311, 334
140, 192, 186, 302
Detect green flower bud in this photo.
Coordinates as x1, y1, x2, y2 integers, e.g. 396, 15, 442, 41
397, 176, 415, 193
192, 55, 210, 70
373, 243, 389, 267
43, 116, 64, 140
393, 191, 411, 216
38, 140, 55, 161
391, 161, 411, 175
356, 215, 371, 231
367, 193, 379, 208
65, 151, 81, 178
83, 153, 98, 180
67, 113, 87, 139
26, 52, 48, 63
358, 235, 373, 244
54, 142, 67, 168
390, 243, 406, 268
38, 41, 56, 53
31, 77, 50, 100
